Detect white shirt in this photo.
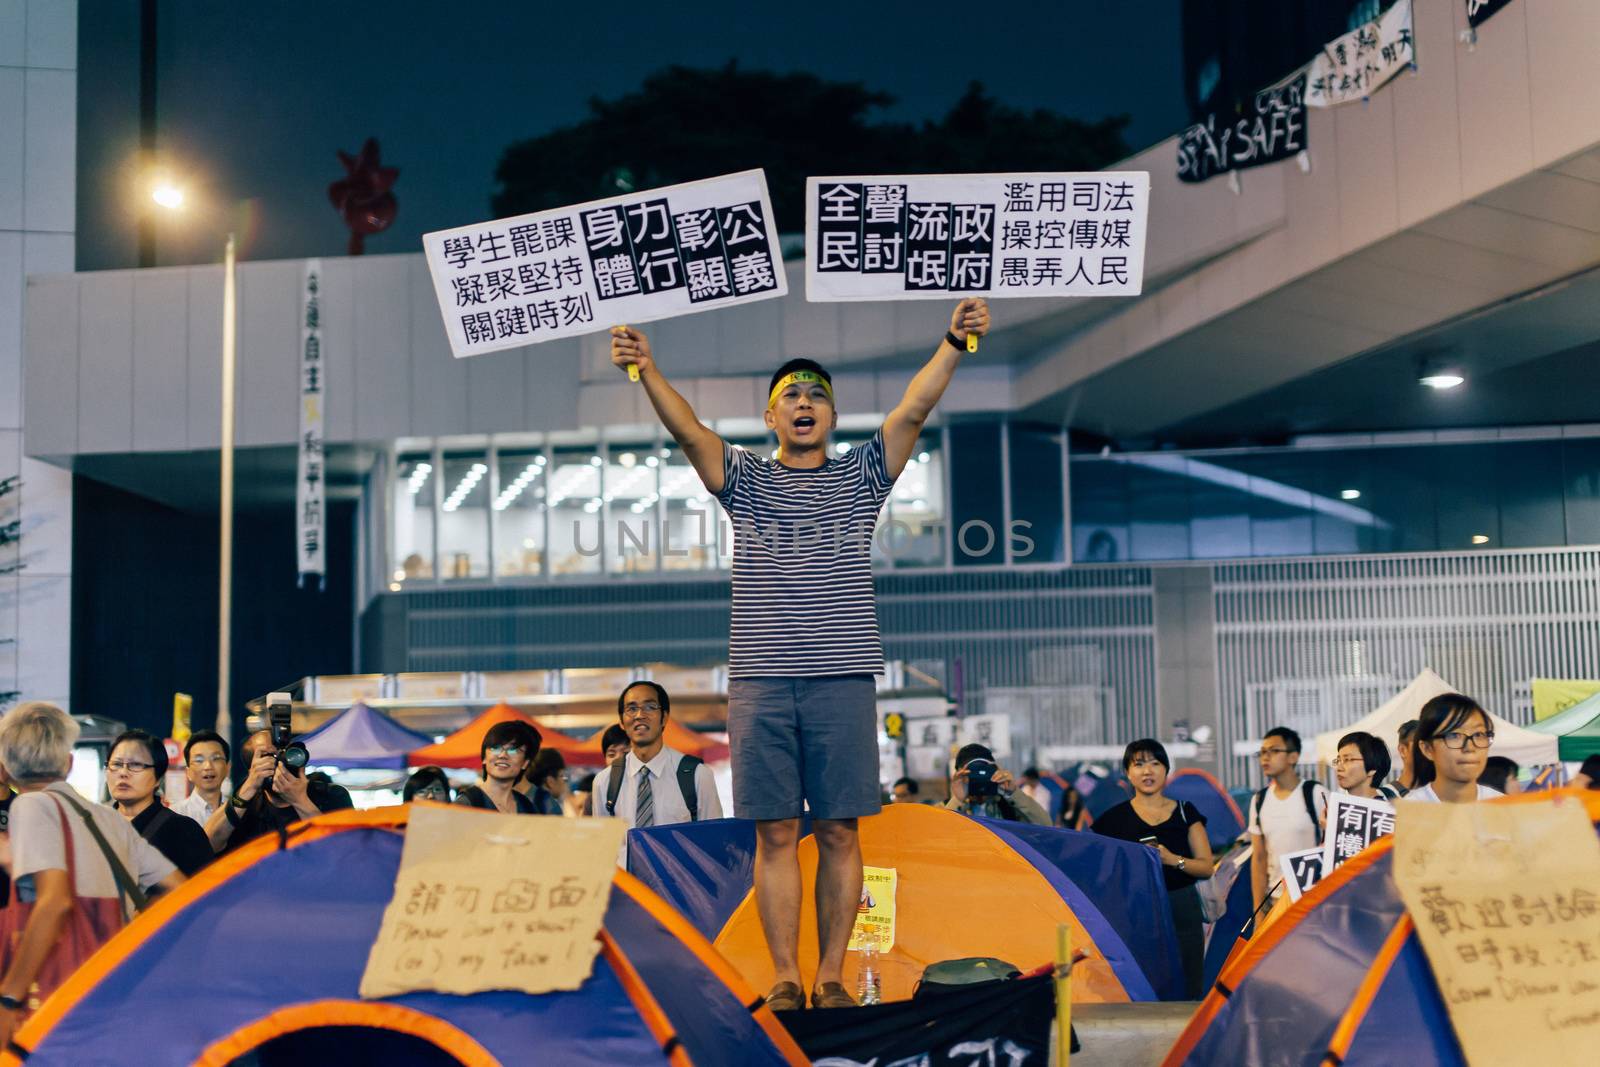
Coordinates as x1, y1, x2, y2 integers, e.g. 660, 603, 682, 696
1249, 781, 1328, 891
172, 790, 221, 825
10, 782, 176, 915
1406, 783, 1502, 803
591, 746, 723, 865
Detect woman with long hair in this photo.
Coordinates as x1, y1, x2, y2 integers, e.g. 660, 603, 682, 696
1409, 694, 1501, 803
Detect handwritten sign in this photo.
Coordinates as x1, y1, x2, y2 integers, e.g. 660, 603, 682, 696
1306, 0, 1415, 109
1279, 846, 1325, 901
1322, 793, 1395, 872
1177, 73, 1307, 184
360, 805, 626, 998
848, 866, 898, 952
1393, 797, 1600, 1063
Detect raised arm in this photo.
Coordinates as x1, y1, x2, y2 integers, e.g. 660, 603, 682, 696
611, 326, 728, 494
882, 299, 990, 478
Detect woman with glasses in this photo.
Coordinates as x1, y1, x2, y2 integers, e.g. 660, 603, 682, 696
1332, 731, 1400, 802
1092, 739, 1216, 998
522, 749, 568, 816
1409, 694, 1502, 803
453, 721, 541, 815
402, 765, 452, 804
106, 730, 213, 876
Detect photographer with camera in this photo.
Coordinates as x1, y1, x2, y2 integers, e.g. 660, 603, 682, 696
203, 712, 352, 854
943, 744, 1052, 826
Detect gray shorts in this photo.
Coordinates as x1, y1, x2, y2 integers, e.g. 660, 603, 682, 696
727, 675, 882, 822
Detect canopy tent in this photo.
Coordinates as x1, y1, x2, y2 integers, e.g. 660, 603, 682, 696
298, 702, 433, 770
3, 807, 806, 1067
1312, 668, 1560, 767
405, 703, 602, 770
626, 803, 1185, 1003
584, 719, 730, 763
1526, 690, 1600, 760
1163, 790, 1600, 1067
1166, 768, 1245, 848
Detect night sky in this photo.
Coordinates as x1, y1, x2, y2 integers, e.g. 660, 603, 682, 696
77, 0, 1185, 271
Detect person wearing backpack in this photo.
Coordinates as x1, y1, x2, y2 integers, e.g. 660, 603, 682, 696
1248, 726, 1327, 914
592, 682, 722, 865
1332, 731, 1402, 803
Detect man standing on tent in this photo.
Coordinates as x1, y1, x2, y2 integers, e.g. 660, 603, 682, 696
612, 298, 990, 1010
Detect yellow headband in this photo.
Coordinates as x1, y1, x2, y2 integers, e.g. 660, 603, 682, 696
768, 369, 834, 410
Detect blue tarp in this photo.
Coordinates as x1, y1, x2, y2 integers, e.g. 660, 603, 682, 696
299, 702, 433, 769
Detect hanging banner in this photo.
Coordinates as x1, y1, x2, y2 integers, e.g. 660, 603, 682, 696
1321, 792, 1395, 872
1177, 72, 1308, 184
805, 172, 1149, 300
297, 259, 325, 587
1467, 0, 1516, 28
1307, 0, 1416, 108
422, 169, 786, 359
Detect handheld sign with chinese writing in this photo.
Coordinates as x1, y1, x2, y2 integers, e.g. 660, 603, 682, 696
422, 170, 786, 359
1393, 796, 1600, 1064
1322, 792, 1395, 872
805, 173, 1149, 302
1279, 846, 1325, 901
360, 805, 626, 998
848, 865, 898, 952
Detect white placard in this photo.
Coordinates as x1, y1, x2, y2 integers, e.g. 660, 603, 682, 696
422, 170, 787, 358
297, 259, 325, 586
1321, 792, 1395, 871
958, 714, 1012, 758
805, 172, 1149, 302
1279, 846, 1325, 901
1306, 0, 1415, 109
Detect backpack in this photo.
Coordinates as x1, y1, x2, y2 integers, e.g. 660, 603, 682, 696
1252, 780, 1324, 846
605, 754, 703, 821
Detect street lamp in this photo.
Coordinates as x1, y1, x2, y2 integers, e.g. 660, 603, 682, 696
150, 186, 238, 742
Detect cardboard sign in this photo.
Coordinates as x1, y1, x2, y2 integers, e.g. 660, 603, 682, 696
1322, 793, 1395, 872
1279, 846, 1325, 901
422, 169, 786, 358
360, 805, 626, 998
1393, 797, 1600, 1063
959, 714, 1012, 758
848, 865, 898, 952
805, 172, 1149, 301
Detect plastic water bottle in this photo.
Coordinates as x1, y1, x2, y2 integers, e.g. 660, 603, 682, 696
856, 944, 882, 1005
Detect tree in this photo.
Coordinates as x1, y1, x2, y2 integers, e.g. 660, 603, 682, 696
491, 64, 1130, 232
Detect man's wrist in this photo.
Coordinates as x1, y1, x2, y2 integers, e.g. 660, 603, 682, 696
0, 992, 24, 1011
944, 330, 965, 350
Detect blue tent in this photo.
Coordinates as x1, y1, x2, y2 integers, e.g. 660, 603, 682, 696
1167, 769, 1246, 848
10, 808, 806, 1067
299, 702, 433, 769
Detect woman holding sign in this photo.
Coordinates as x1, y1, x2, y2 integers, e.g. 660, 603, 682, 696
611, 298, 988, 1011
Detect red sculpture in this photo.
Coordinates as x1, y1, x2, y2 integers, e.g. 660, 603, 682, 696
328, 138, 399, 255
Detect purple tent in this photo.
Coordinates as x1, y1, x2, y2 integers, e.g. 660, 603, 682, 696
298, 702, 432, 769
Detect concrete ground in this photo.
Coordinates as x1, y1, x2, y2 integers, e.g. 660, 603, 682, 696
1053, 1002, 1200, 1066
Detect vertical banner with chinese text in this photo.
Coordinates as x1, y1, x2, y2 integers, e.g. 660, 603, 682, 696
297, 259, 325, 588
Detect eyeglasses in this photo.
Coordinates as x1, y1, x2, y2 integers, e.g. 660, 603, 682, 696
188, 755, 228, 766
1128, 758, 1165, 770
1331, 756, 1365, 768
1439, 730, 1494, 751
485, 744, 526, 758
107, 760, 155, 774
1258, 747, 1290, 758
414, 786, 449, 799
622, 703, 662, 719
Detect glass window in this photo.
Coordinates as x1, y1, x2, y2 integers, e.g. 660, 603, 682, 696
606, 440, 659, 575
1563, 438, 1600, 545
392, 452, 435, 585
547, 444, 603, 576
1125, 455, 1190, 561
1007, 424, 1064, 564
493, 448, 546, 578
1496, 440, 1563, 549
886, 433, 945, 567
949, 422, 1004, 566
1070, 457, 1130, 563
660, 444, 718, 572
1434, 444, 1499, 552
438, 452, 490, 580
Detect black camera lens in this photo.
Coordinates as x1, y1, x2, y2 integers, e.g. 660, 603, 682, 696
281, 741, 310, 770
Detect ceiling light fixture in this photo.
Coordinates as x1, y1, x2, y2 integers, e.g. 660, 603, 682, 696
1419, 372, 1465, 390
1340, 489, 1361, 501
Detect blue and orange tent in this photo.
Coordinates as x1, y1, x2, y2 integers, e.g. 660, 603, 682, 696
1166, 768, 1245, 849
300, 702, 433, 769
627, 803, 1186, 1002
3, 807, 805, 1067
1162, 789, 1600, 1067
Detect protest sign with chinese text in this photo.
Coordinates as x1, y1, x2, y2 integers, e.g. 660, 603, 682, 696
848, 866, 898, 952
296, 259, 325, 587
422, 170, 786, 359
805, 173, 1149, 301
360, 805, 625, 998
1393, 796, 1600, 1064
1321, 792, 1395, 871
1306, 0, 1415, 108
1280, 846, 1325, 901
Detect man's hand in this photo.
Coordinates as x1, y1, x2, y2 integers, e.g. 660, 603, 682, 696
610, 326, 654, 378
993, 767, 1017, 795
237, 750, 277, 802
950, 768, 969, 804
272, 765, 310, 807
948, 298, 990, 341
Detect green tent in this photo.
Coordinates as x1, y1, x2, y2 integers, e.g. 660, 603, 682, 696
1527, 691, 1600, 760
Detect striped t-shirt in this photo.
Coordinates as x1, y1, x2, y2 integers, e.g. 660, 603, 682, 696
715, 432, 896, 677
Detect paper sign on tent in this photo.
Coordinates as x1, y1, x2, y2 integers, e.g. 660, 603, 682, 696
360, 805, 625, 999
848, 865, 898, 952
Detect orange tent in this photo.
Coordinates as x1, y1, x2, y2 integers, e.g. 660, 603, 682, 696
405, 703, 603, 769
585, 719, 730, 762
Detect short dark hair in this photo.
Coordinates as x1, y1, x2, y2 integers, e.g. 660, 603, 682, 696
110, 729, 168, 785
1021, 767, 1041, 781
529, 747, 566, 788
617, 681, 671, 721
892, 776, 919, 794
403, 765, 452, 803
1122, 739, 1170, 772
480, 721, 541, 782
768, 358, 833, 401
1397, 719, 1420, 745
1413, 693, 1490, 787
953, 743, 994, 771
1480, 756, 1519, 794
1336, 731, 1392, 790
1264, 726, 1303, 755
600, 724, 628, 756
184, 730, 229, 763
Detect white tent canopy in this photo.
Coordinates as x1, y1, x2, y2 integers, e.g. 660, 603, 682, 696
1313, 668, 1561, 768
